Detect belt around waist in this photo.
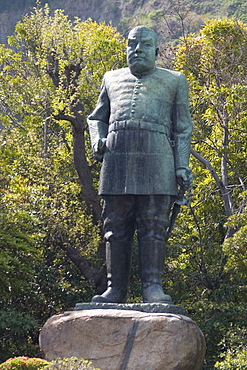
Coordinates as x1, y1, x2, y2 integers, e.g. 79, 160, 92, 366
108, 120, 170, 135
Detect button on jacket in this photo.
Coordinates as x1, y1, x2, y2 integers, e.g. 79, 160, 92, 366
87, 67, 193, 195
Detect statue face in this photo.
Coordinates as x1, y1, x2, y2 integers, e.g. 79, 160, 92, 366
127, 27, 158, 75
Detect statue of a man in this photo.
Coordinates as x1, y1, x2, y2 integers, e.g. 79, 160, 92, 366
87, 26, 193, 304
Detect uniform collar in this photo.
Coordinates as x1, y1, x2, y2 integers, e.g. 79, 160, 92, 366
129, 66, 157, 78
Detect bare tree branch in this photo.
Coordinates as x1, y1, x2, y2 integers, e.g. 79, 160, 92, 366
191, 148, 234, 218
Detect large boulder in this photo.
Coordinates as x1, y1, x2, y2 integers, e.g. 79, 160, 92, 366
39, 309, 205, 370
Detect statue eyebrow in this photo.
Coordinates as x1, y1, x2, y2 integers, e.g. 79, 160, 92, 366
128, 37, 154, 43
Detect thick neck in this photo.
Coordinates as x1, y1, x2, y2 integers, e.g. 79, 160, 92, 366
129, 66, 156, 78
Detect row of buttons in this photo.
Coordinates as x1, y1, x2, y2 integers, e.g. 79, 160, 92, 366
131, 79, 142, 115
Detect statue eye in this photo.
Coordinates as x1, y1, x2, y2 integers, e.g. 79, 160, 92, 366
128, 41, 136, 48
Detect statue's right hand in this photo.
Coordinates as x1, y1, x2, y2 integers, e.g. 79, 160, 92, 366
93, 138, 107, 162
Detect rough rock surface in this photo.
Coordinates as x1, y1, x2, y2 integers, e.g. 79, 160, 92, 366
39, 309, 206, 370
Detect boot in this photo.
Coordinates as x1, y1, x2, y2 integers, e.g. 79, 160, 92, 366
135, 194, 173, 304
139, 239, 172, 304
142, 281, 172, 303
92, 195, 135, 304
91, 239, 132, 303
91, 287, 127, 303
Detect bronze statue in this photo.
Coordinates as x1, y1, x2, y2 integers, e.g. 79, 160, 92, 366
87, 26, 193, 304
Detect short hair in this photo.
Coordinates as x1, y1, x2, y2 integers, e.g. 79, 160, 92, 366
128, 26, 158, 46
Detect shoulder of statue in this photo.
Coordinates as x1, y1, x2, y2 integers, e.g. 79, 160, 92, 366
155, 68, 188, 89
105, 67, 129, 79
156, 67, 184, 78
104, 67, 131, 88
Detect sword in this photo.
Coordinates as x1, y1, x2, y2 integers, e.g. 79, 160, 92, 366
166, 168, 192, 241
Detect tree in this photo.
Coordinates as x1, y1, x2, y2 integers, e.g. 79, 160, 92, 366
0, 4, 126, 291
175, 18, 247, 232
162, 18, 247, 368
0, 4, 126, 361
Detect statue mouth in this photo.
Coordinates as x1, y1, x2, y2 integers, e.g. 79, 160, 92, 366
131, 56, 146, 62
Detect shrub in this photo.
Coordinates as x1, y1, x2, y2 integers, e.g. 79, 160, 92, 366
46, 357, 100, 370
214, 350, 247, 369
0, 356, 49, 369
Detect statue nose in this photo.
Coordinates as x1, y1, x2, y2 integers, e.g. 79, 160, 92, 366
135, 43, 142, 52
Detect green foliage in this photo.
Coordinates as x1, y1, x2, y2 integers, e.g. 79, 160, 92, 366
165, 17, 247, 369
0, 308, 41, 361
214, 350, 247, 369
213, 326, 247, 369
6, 4, 126, 118
0, 123, 95, 361
47, 357, 100, 370
0, 311, 37, 336
1, 0, 247, 53
174, 17, 247, 240
0, 357, 49, 370
1, 4, 247, 368
223, 204, 247, 282
0, 311, 39, 362
0, 356, 101, 370
0, 3, 126, 362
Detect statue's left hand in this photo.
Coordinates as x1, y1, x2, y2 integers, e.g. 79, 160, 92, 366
176, 168, 192, 191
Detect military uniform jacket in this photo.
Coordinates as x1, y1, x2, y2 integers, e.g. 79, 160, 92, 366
87, 67, 193, 195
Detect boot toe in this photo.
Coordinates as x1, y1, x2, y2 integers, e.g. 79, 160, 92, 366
91, 287, 127, 303
91, 295, 108, 303
143, 284, 172, 304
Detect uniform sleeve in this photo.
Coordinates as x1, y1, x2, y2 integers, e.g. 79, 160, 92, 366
172, 73, 193, 170
87, 77, 110, 150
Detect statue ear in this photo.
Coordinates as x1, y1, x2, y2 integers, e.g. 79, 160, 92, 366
155, 47, 159, 57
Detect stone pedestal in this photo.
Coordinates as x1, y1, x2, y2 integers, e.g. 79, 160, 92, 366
39, 305, 206, 370
74, 301, 186, 314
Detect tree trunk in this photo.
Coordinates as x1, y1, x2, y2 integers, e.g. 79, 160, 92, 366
54, 112, 102, 225
72, 123, 102, 225
60, 242, 106, 291
54, 111, 106, 289
191, 148, 236, 239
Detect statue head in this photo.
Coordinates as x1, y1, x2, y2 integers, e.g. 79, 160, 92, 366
127, 26, 159, 75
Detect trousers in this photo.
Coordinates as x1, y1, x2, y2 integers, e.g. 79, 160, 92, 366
101, 194, 173, 301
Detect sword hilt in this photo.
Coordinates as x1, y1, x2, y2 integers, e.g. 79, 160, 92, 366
175, 167, 192, 206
